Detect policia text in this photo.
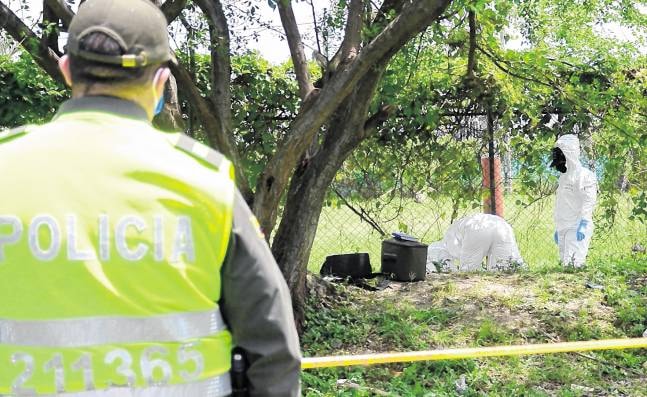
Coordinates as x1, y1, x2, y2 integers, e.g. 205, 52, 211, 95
0, 214, 196, 263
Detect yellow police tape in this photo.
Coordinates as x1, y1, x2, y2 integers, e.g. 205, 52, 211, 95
301, 337, 647, 369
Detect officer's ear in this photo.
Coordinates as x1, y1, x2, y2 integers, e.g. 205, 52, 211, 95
153, 67, 171, 98
58, 55, 73, 87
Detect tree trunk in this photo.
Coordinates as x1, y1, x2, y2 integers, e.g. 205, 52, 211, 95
252, 0, 452, 238
271, 157, 336, 331
272, 67, 386, 330
153, 73, 185, 131
271, 119, 363, 331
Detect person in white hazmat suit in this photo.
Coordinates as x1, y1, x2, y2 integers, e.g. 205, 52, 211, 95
426, 213, 524, 272
550, 134, 597, 267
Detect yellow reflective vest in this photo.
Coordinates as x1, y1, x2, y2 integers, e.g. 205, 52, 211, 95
0, 97, 235, 396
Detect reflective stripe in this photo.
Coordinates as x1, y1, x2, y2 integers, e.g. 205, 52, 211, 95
0, 309, 226, 347
175, 134, 196, 153
0, 126, 27, 142
170, 134, 226, 170
0, 373, 232, 397
205, 150, 225, 169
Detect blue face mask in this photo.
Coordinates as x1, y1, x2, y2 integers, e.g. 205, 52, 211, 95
154, 93, 165, 116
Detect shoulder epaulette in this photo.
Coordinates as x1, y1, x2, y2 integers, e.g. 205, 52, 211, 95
0, 126, 29, 143
166, 133, 230, 171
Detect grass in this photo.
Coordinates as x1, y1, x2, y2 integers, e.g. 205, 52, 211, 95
308, 194, 646, 272
301, 257, 647, 396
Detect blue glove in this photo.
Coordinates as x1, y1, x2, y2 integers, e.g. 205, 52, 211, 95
576, 219, 588, 241
554, 231, 558, 244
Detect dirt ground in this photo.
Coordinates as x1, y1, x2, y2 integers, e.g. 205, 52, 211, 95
306, 270, 647, 396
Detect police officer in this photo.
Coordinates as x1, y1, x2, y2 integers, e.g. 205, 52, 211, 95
0, 0, 300, 395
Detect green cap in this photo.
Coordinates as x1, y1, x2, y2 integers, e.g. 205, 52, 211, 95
67, 0, 175, 68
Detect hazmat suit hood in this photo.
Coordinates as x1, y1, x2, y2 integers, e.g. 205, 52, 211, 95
426, 241, 452, 272
554, 134, 582, 174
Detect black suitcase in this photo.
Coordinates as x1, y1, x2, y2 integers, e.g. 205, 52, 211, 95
381, 238, 427, 281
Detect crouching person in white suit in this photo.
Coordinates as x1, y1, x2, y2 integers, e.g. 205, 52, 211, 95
426, 213, 524, 272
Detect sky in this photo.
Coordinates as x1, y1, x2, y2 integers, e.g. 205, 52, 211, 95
231, 1, 330, 64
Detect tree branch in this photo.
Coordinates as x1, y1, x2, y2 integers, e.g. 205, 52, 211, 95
189, 0, 250, 197
340, 0, 363, 61
42, 1, 61, 55
477, 44, 554, 88
160, 0, 187, 24
277, 0, 314, 100
44, 0, 73, 28
329, 0, 403, 71
364, 104, 396, 133
329, 0, 404, 69
466, 9, 476, 78
404, 31, 425, 86
333, 188, 388, 237
0, 0, 63, 84
308, 0, 321, 54
253, 0, 451, 234
194, 0, 231, 107
372, 0, 405, 27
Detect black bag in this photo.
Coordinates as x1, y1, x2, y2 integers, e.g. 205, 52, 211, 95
320, 253, 372, 279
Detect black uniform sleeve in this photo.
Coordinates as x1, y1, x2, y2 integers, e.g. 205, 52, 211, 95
219, 189, 302, 396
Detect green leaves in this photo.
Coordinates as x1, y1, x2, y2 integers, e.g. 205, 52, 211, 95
326, 0, 645, 230
0, 53, 67, 128
228, 53, 300, 186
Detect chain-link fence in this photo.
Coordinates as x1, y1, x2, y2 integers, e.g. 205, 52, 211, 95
307, 106, 646, 273
308, 179, 646, 273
